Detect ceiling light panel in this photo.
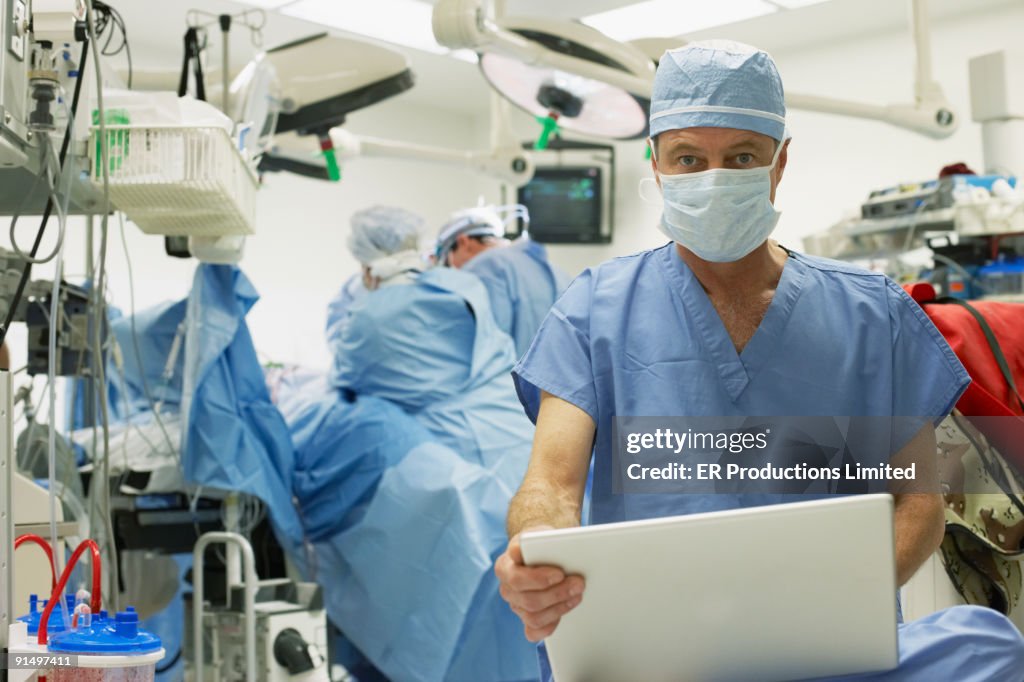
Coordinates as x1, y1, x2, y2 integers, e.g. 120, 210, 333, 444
235, 0, 297, 8
583, 0, 778, 42
281, 0, 446, 54
767, 0, 831, 8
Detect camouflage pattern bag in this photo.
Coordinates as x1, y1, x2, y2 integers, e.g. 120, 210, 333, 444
937, 411, 1024, 615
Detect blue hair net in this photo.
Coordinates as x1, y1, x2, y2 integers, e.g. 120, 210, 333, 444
347, 205, 424, 265
649, 40, 786, 142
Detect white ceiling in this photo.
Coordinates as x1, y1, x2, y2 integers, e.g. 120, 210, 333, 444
430, 0, 644, 18
108, 0, 1020, 117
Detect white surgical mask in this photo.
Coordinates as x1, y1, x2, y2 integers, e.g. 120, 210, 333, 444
647, 140, 785, 263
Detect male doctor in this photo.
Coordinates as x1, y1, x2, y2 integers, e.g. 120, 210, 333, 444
496, 40, 1024, 680
436, 204, 570, 357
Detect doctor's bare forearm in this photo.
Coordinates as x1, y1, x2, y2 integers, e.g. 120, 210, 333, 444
893, 493, 944, 586
507, 478, 583, 538
889, 425, 944, 585
506, 392, 595, 538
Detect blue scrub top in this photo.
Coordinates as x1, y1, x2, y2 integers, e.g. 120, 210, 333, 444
464, 238, 570, 358
324, 273, 367, 347
513, 244, 970, 525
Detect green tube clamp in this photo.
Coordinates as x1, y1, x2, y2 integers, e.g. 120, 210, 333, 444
533, 116, 560, 151
322, 146, 341, 182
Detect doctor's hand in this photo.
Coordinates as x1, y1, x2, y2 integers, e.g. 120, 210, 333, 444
496, 528, 586, 642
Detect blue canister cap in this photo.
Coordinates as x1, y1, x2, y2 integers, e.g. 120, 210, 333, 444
47, 606, 162, 655
979, 255, 1024, 274
18, 594, 77, 635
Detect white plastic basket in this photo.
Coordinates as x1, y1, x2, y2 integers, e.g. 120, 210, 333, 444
88, 125, 258, 236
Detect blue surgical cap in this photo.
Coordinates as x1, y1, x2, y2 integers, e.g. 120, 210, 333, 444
649, 40, 786, 142
347, 205, 424, 265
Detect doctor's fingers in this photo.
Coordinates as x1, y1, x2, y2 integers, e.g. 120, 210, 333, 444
513, 594, 582, 628
495, 552, 566, 591
524, 623, 558, 643
500, 577, 584, 614
518, 600, 582, 642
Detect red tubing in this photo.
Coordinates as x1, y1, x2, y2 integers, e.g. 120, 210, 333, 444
14, 534, 58, 590
37, 539, 103, 645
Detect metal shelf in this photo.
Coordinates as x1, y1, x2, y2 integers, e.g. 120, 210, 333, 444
14, 521, 79, 538
804, 202, 1024, 261
841, 208, 957, 237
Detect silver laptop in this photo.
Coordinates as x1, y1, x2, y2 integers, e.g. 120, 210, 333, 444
520, 495, 899, 682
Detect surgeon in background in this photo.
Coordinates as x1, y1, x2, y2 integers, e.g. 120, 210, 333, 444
324, 206, 420, 350
333, 204, 534, 470
436, 204, 570, 358
323, 205, 540, 680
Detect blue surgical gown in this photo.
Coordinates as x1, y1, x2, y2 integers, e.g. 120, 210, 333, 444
514, 243, 1024, 680
333, 267, 534, 471
285, 392, 538, 682
324, 273, 367, 348
463, 238, 570, 358
329, 268, 539, 680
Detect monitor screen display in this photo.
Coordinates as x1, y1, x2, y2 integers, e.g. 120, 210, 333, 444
517, 167, 606, 243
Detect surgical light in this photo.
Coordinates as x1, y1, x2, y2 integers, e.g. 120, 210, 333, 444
479, 53, 648, 139
434, 0, 957, 140
433, 7, 655, 140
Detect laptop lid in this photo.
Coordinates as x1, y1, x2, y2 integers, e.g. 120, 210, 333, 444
520, 494, 899, 682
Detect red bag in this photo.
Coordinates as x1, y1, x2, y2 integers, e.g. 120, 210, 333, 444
903, 283, 1024, 470
903, 283, 1024, 418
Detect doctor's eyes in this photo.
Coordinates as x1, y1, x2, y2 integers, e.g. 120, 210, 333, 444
670, 153, 758, 170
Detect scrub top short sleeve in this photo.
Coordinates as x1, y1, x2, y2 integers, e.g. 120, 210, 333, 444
886, 279, 971, 421
513, 270, 598, 424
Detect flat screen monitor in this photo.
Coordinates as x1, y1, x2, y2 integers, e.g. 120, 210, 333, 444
517, 167, 609, 244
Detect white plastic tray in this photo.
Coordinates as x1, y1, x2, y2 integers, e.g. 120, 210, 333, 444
89, 125, 257, 237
